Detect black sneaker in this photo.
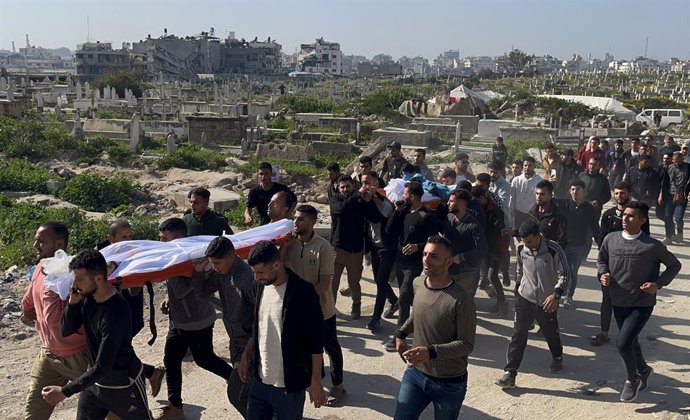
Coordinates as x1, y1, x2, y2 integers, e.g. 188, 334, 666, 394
366, 318, 381, 333
383, 337, 397, 352
350, 303, 361, 320
620, 378, 642, 402
549, 356, 563, 373
383, 303, 399, 319
495, 372, 516, 389
639, 366, 653, 391
502, 277, 510, 287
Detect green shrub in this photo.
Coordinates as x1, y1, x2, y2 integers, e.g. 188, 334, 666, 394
267, 116, 295, 131
58, 171, 148, 211
506, 139, 548, 163
237, 152, 357, 179
156, 144, 226, 170
0, 159, 53, 193
224, 190, 247, 228
274, 94, 336, 114
0, 196, 159, 270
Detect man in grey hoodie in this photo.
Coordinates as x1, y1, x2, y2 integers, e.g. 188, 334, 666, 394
598, 201, 681, 403
495, 220, 570, 389
155, 219, 234, 420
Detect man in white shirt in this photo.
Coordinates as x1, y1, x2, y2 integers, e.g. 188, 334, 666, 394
508, 156, 543, 233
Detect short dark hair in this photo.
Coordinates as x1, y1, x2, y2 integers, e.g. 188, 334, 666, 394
295, 204, 318, 219
69, 249, 107, 280
470, 186, 486, 199
588, 156, 601, 163
496, 136, 504, 142
273, 191, 294, 210
188, 187, 210, 201
441, 168, 457, 180
615, 139, 624, 145
476, 173, 491, 184
569, 179, 586, 189
523, 156, 536, 164
414, 148, 426, 157
512, 159, 523, 166
159, 218, 187, 237
518, 220, 541, 238
40, 222, 69, 248
625, 201, 649, 219
426, 234, 453, 254
563, 149, 575, 157
247, 240, 280, 266
405, 181, 424, 198
337, 174, 354, 184
454, 152, 469, 162
536, 180, 554, 194
450, 188, 472, 203
359, 156, 373, 165
613, 181, 631, 192
487, 160, 505, 172
205, 236, 235, 258
326, 162, 340, 172
457, 180, 473, 192
361, 170, 379, 180
108, 220, 131, 236
258, 161, 273, 171
630, 137, 640, 143
589, 136, 600, 143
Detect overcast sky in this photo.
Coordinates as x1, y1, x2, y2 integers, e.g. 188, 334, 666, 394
1, 0, 688, 60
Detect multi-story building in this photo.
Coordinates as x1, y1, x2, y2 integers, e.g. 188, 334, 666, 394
462, 56, 497, 72
75, 42, 132, 80
399, 56, 430, 77
357, 61, 402, 77
298, 38, 343, 75
342, 54, 367, 76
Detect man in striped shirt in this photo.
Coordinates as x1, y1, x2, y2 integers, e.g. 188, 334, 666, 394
496, 220, 570, 389
393, 235, 476, 420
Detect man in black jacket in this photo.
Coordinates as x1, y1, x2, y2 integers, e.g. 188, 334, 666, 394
624, 154, 661, 208
552, 149, 581, 198
528, 180, 568, 251
580, 157, 611, 219
384, 181, 439, 352
42, 250, 152, 419
329, 174, 378, 318
184, 187, 234, 236
238, 241, 325, 419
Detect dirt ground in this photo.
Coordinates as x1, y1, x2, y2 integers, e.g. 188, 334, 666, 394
1, 167, 689, 419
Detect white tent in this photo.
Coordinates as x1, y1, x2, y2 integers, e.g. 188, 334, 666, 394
538, 94, 636, 120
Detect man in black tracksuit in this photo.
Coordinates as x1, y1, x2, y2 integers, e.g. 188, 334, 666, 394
527, 180, 568, 251
41, 250, 152, 419
624, 155, 661, 207
384, 181, 439, 352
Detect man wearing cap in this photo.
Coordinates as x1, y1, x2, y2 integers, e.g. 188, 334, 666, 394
380, 141, 411, 183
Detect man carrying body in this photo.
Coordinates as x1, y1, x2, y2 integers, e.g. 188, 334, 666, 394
380, 141, 410, 183
496, 220, 569, 389
192, 236, 256, 417
183, 187, 233, 236
22, 223, 89, 420
598, 202, 681, 402
412, 148, 435, 180
590, 182, 650, 347
41, 250, 152, 419
245, 162, 296, 226
393, 235, 476, 420
154, 219, 234, 420
384, 181, 440, 351
281, 205, 345, 407
238, 241, 326, 419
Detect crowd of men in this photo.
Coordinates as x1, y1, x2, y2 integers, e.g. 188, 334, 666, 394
19, 134, 687, 419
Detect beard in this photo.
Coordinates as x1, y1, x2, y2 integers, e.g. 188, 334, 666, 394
257, 270, 278, 286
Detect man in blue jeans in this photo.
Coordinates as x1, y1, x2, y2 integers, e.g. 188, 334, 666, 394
394, 235, 476, 420
598, 202, 681, 402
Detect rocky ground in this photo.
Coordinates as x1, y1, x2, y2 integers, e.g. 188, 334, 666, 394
1, 157, 689, 420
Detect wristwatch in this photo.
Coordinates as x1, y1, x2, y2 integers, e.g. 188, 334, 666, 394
553, 288, 563, 300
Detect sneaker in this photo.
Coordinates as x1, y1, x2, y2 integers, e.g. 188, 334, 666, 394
383, 337, 397, 352
620, 378, 642, 402
502, 277, 511, 287
485, 285, 497, 298
152, 405, 184, 420
549, 356, 563, 373
677, 233, 684, 243
639, 366, 653, 391
383, 302, 399, 319
350, 303, 361, 320
149, 366, 166, 397
495, 371, 516, 389
497, 301, 510, 318
562, 297, 573, 309
590, 333, 610, 347
339, 287, 351, 297
662, 237, 672, 246
366, 318, 381, 333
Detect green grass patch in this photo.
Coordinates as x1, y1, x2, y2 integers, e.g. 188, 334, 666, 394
0, 159, 53, 193
156, 144, 227, 170
58, 171, 149, 212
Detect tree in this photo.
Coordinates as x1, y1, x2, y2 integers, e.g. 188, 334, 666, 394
93, 69, 144, 98
497, 49, 536, 77
477, 68, 496, 80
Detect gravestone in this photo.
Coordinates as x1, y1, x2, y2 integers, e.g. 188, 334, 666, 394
76, 82, 83, 99
36, 93, 44, 107
130, 114, 141, 152
103, 86, 111, 100
84, 82, 91, 98
166, 132, 177, 155
0, 77, 6, 92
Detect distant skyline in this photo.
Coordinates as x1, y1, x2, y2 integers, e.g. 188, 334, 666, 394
1, 0, 689, 60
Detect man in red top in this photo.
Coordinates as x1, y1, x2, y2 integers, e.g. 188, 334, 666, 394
577, 136, 606, 170
21, 222, 89, 420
